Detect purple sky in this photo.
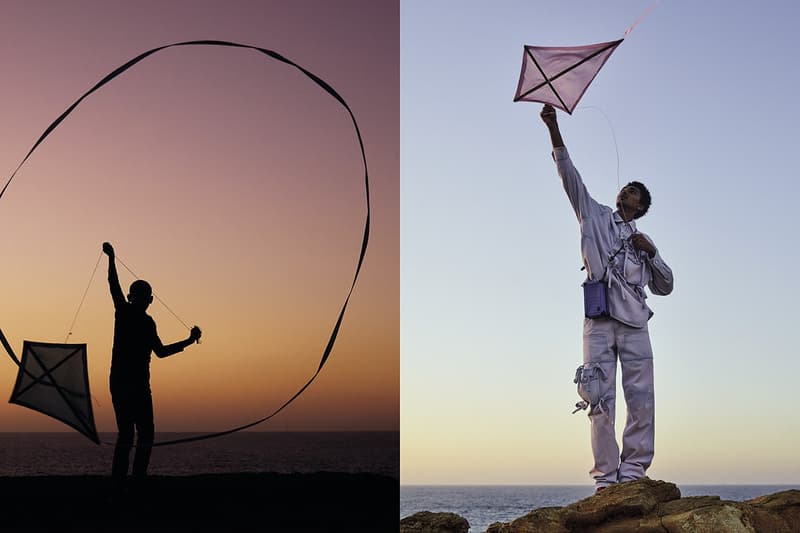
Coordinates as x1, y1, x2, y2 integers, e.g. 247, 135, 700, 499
0, 0, 398, 433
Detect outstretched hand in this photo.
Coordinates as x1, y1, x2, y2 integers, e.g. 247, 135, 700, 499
190, 326, 203, 343
102, 242, 115, 258
540, 104, 558, 128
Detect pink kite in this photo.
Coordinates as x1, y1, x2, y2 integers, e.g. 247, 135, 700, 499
513, 39, 623, 114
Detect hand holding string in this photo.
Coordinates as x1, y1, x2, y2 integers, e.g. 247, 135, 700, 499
631, 233, 656, 258
190, 326, 202, 344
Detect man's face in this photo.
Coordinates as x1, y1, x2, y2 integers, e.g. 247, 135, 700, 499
616, 184, 642, 217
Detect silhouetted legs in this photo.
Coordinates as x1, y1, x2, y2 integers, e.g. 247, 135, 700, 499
111, 384, 155, 485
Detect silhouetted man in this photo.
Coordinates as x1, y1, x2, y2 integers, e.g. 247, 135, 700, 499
539, 104, 674, 491
103, 242, 201, 489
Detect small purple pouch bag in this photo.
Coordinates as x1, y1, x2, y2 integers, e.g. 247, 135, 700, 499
582, 279, 609, 318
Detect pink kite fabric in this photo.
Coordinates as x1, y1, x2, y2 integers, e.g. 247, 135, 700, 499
513, 39, 623, 114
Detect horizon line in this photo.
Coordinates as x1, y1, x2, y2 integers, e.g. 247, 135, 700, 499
400, 482, 800, 487
0, 429, 400, 434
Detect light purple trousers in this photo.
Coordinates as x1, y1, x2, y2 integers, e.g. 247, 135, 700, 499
583, 317, 655, 488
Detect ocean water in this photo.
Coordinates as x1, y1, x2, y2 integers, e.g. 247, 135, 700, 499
0, 431, 399, 479
400, 484, 800, 533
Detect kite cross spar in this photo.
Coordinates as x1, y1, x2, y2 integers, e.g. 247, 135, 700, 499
513, 1, 659, 113
0, 40, 370, 447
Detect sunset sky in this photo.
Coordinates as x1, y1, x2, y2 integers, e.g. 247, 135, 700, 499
0, 0, 398, 435
402, 1, 800, 485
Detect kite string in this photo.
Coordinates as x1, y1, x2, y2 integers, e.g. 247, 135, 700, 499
577, 105, 620, 191
64, 251, 104, 343
61, 251, 105, 408
115, 255, 193, 332
577, 105, 636, 237
64, 251, 193, 336
62, 250, 193, 411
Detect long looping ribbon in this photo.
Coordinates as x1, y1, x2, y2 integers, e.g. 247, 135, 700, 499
1, 40, 370, 447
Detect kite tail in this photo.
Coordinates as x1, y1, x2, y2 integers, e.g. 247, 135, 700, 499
0, 40, 370, 447
0, 328, 21, 366
624, 0, 661, 37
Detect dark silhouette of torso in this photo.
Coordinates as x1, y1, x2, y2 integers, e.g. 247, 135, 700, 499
110, 304, 160, 390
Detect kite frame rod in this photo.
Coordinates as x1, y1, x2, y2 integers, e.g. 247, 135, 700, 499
0, 330, 86, 398
516, 39, 623, 102
523, 47, 569, 112
11, 344, 86, 399
10, 342, 98, 443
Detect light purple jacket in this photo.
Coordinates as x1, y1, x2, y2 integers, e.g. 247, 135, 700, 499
553, 146, 673, 327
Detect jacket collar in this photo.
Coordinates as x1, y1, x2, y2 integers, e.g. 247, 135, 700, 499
613, 210, 637, 230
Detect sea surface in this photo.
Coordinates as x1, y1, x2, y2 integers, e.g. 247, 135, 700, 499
0, 431, 399, 479
401, 484, 800, 533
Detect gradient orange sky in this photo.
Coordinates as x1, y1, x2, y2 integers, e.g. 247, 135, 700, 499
0, 0, 398, 434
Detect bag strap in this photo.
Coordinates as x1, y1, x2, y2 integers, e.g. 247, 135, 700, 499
580, 240, 624, 278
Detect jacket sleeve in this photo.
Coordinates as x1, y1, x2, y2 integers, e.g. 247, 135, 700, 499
641, 233, 674, 295
552, 146, 602, 222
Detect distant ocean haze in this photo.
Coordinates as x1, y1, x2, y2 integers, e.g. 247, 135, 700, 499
0, 431, 399, 478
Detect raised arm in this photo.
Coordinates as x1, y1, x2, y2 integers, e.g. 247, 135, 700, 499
103, 242, 125, 309
153, 326, 202, 359
540, 104, 601, 221
540, 104, 564, 149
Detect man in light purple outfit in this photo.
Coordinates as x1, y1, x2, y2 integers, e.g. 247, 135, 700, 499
540, 104, 674, 491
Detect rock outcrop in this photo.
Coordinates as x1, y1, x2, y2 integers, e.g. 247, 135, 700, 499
485, 479, 800, 533
403, 479, 800, 533
400, 511, 470, 533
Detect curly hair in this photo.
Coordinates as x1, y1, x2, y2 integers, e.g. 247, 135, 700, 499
627, 180, 651, 219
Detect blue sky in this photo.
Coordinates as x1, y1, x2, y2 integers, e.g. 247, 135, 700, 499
401, 1, 800, 484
